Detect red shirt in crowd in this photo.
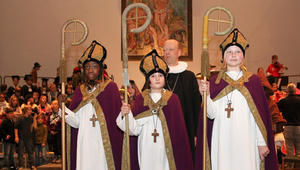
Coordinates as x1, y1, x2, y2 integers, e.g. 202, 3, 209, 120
266, 64, 281, 77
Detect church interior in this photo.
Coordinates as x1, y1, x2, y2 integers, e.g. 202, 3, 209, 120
1, 0, 300, 169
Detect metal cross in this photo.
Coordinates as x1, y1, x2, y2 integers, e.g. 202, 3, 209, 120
64, 21, 87, 45
126, 7, 149, 31
205, 6, 234, 36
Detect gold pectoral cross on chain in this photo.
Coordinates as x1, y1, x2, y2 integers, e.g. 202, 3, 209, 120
225, 102, 234, 118
152, 129, 159, 143
89, 114, 98, 127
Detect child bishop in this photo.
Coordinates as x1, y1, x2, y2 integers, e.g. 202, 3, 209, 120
117, 49, 193, 170
61, 40, 123, 170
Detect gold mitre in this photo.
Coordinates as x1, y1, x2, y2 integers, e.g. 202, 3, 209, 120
140, 49, 169, 78
220, 28, 249, 57
78, 40, 107, 66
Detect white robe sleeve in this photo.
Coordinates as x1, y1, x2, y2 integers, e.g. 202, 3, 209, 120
256, 123, 267, 146
116, 111, 143, 136
59, 107, 80, 128
207, 95, 217, 119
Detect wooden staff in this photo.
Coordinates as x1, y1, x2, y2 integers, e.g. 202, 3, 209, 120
61, 19, 88, 170
201, 12, 210, 170
121, 3, 152, 169
201, 6, 234, 170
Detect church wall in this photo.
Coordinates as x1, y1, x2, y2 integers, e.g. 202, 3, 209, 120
0, 0, 299, 89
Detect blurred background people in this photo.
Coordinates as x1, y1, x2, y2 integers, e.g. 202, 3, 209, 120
31, 62, 41, 86
15, 105, 34, 169
0, 108, 16, 169
278, 83, 300, 157
266, 55, 287, 85
7, 75, 21, 98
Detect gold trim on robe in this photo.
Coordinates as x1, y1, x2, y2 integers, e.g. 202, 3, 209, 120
67, 124, 71, 170
211, 72, 267, 170
66, 80, 116, 170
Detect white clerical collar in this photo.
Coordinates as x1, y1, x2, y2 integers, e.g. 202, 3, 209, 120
88, 85, 98, 93
226, 70, 243, 80
150, 93, 161, 103
168, 61, 188, 74
150, 89, 166, 103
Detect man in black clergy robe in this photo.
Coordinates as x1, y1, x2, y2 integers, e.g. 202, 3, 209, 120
163, 39, 201, 159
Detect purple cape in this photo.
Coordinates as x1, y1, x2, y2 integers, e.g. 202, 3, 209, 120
67, 82, 123, 170
195, 74, 278, 170
129, 92, 194, 170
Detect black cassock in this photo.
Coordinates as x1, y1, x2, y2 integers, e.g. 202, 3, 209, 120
165, 70, 201, 158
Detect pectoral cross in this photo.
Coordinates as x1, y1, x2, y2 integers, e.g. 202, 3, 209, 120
225, 103, 234, 118
89, 114, 98, 127
152, 129, 159, 143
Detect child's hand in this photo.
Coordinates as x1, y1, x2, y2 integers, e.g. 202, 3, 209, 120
258, 145, 270, 161
198, 80, 210, 96
6, 135, 10, 140
58, 94, 67, 108
121, 102, 131, 116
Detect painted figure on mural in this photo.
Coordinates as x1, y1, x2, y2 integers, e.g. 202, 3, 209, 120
125, 0, 189, 57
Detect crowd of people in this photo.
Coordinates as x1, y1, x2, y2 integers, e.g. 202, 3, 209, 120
0, 69, 67, 169
0, 28, 299, 170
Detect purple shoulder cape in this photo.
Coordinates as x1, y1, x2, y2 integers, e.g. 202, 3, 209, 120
194, 74, 278, 170
67, 82, 123, 170
129, 92, 194, 170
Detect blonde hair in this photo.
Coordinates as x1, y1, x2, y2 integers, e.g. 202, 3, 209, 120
9, 95, 19, 107
287, 83, 296, 94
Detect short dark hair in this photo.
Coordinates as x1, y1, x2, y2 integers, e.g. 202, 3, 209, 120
12, 75, 20, 80
142, 78, 151, 91
272, 55, 278, 60
34, 62, 41, 68
0, 84, 7, 93
141, 74, 166, 91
